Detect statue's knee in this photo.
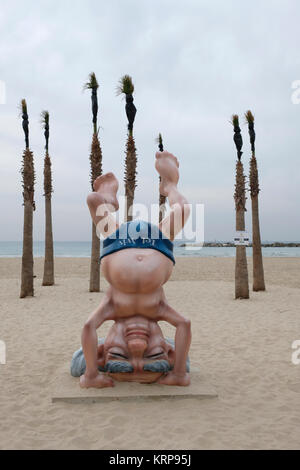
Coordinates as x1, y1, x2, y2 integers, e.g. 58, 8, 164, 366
86, 193, 100, 210
83, 319, 94, 334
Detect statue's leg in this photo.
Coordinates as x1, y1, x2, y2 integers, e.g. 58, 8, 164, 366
155, 151, 190, 241
87, 172, 119, 238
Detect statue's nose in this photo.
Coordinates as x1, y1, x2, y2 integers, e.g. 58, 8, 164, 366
127, 338, 147, 358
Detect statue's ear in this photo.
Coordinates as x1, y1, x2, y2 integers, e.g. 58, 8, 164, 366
166, 344, 175, 366
97, 344, 105, 368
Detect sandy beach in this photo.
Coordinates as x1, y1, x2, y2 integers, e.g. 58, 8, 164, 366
1, 256, 300, 450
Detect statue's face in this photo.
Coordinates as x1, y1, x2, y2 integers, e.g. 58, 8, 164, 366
97, 316, 175, 383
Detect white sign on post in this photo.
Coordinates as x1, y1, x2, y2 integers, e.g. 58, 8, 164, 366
234, 231, 249, 246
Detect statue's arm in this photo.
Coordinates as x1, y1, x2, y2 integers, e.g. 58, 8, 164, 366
81, 294, 115, 377
157, 303, 191, 385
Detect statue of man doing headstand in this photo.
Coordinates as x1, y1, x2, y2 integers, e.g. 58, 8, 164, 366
72, 151, 191, 388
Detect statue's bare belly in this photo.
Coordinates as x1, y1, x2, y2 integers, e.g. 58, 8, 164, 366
101, 248, 173, 318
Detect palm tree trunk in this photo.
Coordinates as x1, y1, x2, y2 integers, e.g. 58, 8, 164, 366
124, 134, 137, 222
157, 134, 166, 223
235, 160, 249, 299
42, 195, 54, 285
250, 154, 265, 292
235, 208, 249, 299
159, 182, 166, 223
251, 194, 265, 291
245, 111, 266, 292
20, 146, 35, 298
42, 148, 54, 285
89, 222, 100, 292
89, 132, 102, 292
20, 199, 34, 297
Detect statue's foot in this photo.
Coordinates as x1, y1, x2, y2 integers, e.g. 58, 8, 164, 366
92, 172, 119, 212
155, 151, 179, 197
79, 372, 115, 389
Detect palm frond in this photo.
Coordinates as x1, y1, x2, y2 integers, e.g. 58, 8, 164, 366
83, 72, 99, 91
40, 110, 49, 127
118, 75, 136, 133
21, 99, 27, 114
156, 133, 164, 152
40, 110, 50, 150
18, 99, 28, 118
116, 75, 134, 96
84, 73, 99, 132
155, 133, 162, 145
231, 114, 239, 127
231, 114, 243, 160
245, 110, 254, 124
245, 109, 256, 153
20, 99, 29, 148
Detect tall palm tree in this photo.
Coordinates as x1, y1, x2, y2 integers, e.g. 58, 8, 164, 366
245, 110, 265, 292
84, 72, 102, 292
157, 133, 166, 223
41, 111, 54, 286
20, 99, 35, 298
117, 75, 137, 222
232, 114, 249, 299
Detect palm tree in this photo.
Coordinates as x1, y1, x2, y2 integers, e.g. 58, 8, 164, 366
20, 99, 35, 298
157, 133, 166, 223
245, 110, 266, 292
41, 111, 54, 286
117, 75, 137, 222
232, 114, 249, 299
84, 72, 102, 292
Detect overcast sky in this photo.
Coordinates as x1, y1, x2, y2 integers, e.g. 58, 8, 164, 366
0, 0, 300, 242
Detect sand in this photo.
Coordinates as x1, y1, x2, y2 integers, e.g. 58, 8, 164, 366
0, 257, 300, 450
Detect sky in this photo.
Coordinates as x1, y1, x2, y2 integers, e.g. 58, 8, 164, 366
0, 0, 300, 242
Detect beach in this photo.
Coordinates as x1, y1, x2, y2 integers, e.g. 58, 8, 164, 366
1, 256, 300, 450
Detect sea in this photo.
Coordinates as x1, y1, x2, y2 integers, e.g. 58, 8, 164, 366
0, 241, 300, 258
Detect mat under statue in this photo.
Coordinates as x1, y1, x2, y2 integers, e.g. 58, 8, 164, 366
71, 151, 192, 388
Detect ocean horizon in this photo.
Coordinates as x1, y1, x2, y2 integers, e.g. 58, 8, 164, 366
1, 241, 300, 258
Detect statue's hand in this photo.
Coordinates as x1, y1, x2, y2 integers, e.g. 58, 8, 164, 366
156, 372, 190, 386
80, 372, 115, 389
